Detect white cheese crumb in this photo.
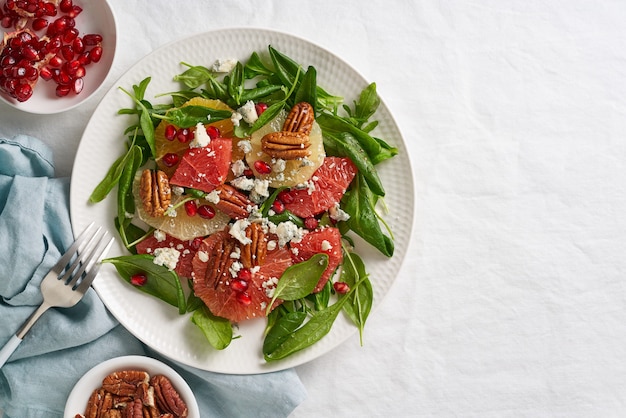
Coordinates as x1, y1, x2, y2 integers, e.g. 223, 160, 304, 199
197, 251, 209, 263
152, 247, 180, 271
172, 186, 185, 196
275, 221, 304, 247
237, 100, 258, 124
229, 219, 252, 245
231, 159, 247, 177
153, 230, 166, 242
238, 139, 252, 154
205, 189, 221, 204
189, 122, 211, 148
267, 240, 277, 251
230, 176, 255, 191
321, 240, 332, 251
272, 158, 286, 173
212, 58, 237, 73
231, 111, 243, 127
329, 203, 351, 222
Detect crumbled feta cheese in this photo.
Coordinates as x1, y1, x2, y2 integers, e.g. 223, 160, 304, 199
231, 160, 247, 177
230, 246, 241, 259
267, 240, 277, 251
229, 219, 252, 245
212, 58, 238, 73
275, 221, 304, 247
272, 158, 286, 173
172, 186, 185, 196
152, 247, 180, 271
231, 111, 243, 127
329, 203, 351, 222
238, 139, 252, 154
321, 240, 332, 251
189, 122, 211, 148
205, 189, 221, 204
262, 276, 280, 298
237, 100, 258, 124
229, 260, 243, 277
197, 251, 209, 263
153, 230, 166, 242
253, 179, 270, 197
230, 176, 255, 191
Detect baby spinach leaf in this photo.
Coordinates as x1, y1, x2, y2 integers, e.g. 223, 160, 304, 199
267, 253, 329, 314
244, 51, 274, 78
174, 64, 213, 89
226, 61, 245, 106
340, 252, 373, 344
154, 105, 231, 128
89, 153, 126, 203
343, 174, 394, 257
294, 66, 317, 112
116, 144, 142, 249
191, 306, 232, 350
263, 311, 307, 355
103, 254, 187, 313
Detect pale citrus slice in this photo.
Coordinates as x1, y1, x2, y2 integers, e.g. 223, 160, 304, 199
246, 112, 325, 188
132, 173, 229, 241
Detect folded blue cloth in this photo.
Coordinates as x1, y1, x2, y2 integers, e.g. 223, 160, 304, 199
0, 135, 307, 417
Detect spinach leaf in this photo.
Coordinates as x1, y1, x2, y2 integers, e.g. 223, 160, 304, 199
191, 306, 232, 350
294, 65, 317, 112
263, 310, 307, 354
343, 174, 394, 257
103, 254, 187, 313
340, 251, 373, 344
88, 152, 126, 203
116, 144, 142, 249
174, 64, 213, 89
153, 105, 231, 128
267, 253, 328, 314
244, 51, 274, 78
226, 61, 245, 106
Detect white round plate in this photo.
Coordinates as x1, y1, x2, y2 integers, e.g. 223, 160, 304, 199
64, 355, 200, 418
0, 0, 117, 114
70, 28, 413, 374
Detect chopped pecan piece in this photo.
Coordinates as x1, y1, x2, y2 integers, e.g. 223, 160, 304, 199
151, 375, 189, 418
214, 183, 252, 219
261, 131, 311, 160
139, 169, 171, 217
283, 102, 314, 134
240, 223, 267, 269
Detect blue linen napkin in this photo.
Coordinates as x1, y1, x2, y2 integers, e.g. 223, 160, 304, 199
0, 135, 307, 418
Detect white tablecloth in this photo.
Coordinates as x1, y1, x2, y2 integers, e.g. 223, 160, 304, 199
2, 0, 626, 416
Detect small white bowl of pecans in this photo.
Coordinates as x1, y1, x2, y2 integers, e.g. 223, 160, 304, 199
64, 355, 200, 418
0, 0, 117, 114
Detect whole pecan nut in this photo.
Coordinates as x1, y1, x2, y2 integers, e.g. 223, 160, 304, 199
283, 102, 314, 134
261, 131, 311, 160
150, 375, 189, 418
240, 222, 267, 269
139, 169, 171, 217
214, 183, 252, 219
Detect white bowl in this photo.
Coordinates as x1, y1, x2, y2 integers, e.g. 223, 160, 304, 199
0, 0, 117, 114
64, 355, 200, 418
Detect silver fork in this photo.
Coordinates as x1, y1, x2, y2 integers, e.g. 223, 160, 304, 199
0, 222, 114, 368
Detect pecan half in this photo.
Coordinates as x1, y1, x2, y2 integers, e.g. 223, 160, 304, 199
240, 223, 267, 269
84, 388, 106, 418
102, 370, 150, 397
204, 234, 236, 289
261, 131, 311, 160
151, 375, 189, 418
283, 102, 314, 134
139, 169, 171, 217
214, 183, 252, 219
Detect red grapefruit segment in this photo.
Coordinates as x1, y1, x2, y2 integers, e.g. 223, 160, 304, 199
169, 137, 232, 193
136, 233, 198, 279
290, 227, 343, 293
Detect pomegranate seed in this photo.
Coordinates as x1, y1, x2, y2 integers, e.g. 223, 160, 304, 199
39, 66, 52, 80
162, 152, 179, 167
59, 0, 72, 13
272, 199, 285, 214
333, 282, 350, 294
254, 160, 272, 174
164, 124, 177, 140
1, 16, 13, 29
236, 291, 252, 305
42, 2, 56, 16
72, 36, 84, 53
304, 217, 318, 230
190, 237, 203, 250
32, 17, 47, 31
24, 65, 37, 81
14, 82, 32, 101
62, 27, 79, 43
77, 51, 90, 65
1, 55, 16, 67
231, 279, 249, 292
60, 44, 73, 60
56, 69, 71, 84
238, 268, 252, 281
43, 35, 62, 53
67, 5, 81, 18
63, 59, 79, 74
205, 125, 220, 139
48, 54, 63, 67
243, 168, 254, 177
83, 33, 102, 46
88, 45, 102, 62
130, 273, 148, 286
176, 127, 190, 143
73, 64, 85, 78
72, 77, 83, 94
55, 83, 70, 97
277, 190, 295, 204
197, 205, 215, 219
184, 200, 198, 216
21, 44, 40, 61
255, 102, 268, 115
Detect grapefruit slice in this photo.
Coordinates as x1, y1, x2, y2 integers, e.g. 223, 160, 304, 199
136, 232, 198, 278
246, 111, 325, 188
169, 137, 232, 193
290, 227, 343, 293
192, 231, 293, 323
283, 157, 358, 218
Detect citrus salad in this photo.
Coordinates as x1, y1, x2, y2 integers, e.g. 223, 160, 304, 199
90, 46, 397, 361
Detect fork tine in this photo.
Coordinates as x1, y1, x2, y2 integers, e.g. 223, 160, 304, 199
65, 229, 109, 288
50, 221, 96, 275
75, 237, 115, 294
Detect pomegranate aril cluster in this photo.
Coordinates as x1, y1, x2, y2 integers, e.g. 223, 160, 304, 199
0, 0, 104, 101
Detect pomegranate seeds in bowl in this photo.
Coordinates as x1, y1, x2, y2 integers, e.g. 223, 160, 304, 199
0, 0, 116, 113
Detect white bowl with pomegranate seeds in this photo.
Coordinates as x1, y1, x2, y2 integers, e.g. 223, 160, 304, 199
0, 0, 117, 114
64, 355, 200, 418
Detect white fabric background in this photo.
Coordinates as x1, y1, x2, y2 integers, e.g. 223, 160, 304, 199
2, 0, 626, 416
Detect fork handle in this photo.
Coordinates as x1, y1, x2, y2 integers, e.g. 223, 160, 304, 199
0, 302, 50, 369
0, 335, 23, 369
